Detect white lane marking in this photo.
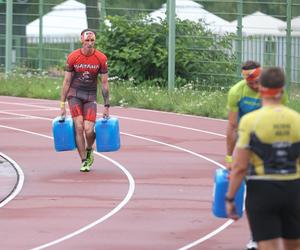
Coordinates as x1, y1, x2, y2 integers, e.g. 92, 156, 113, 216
0, 111, 52, 121
0, 124, 135, 250
0, 105, 226, 138
120, 134, 234, 250
116, 115, 225, 137
0, 102, 232, 248
31, 152, 135, 250
122, 132, 225, 169
0, 117, 37, 120
0, 108, 58, 112
177, 220, 234, 250
127, 106, 226, 122
0, 124, 53, 139
0, 99, 227, 122
0, 152, 24, 208
0, 101, 54, 109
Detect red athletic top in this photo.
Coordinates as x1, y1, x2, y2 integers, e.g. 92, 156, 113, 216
65, 48, 108, 92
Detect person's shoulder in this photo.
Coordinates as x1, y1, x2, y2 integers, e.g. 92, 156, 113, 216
229, 79, 246, 93
228, 79, 245, 98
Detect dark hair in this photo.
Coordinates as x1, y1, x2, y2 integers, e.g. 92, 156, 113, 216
80, 29, 96, 37
241, 60, 261, 70
260, 67, 285, 89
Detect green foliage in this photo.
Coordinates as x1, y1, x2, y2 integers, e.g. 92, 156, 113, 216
96, 15, 236, 88
174, 19, 236, 88
0, 71, 61, 100
97, 15, 168, 82
1, 74, 300, 119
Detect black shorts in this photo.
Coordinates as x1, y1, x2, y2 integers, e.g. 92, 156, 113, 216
246, 179, 300, 242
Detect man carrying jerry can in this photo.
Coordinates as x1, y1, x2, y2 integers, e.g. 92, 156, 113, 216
59, 29, 110, 172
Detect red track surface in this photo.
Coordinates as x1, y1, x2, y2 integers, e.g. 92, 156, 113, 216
0, 96, 250, 250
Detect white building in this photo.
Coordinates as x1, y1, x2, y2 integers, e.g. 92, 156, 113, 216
230, 11, 286, 36
26, 0, 87, 43
149, 0, 234, 34
278, 15, 300, 36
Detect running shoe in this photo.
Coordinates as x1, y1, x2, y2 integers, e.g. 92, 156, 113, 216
246, 239, 257, 250
80, 160, 90, 172
86, 148, 94, 168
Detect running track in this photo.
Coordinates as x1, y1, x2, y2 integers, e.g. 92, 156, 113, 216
0, 96, 250, 250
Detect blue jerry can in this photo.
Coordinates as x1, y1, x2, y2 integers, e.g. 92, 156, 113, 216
95, 117, 120, 152
212, 168, 245, 218
52, 116, 76, 152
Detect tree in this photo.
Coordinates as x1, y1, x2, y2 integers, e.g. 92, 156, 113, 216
97, 15, 236, 87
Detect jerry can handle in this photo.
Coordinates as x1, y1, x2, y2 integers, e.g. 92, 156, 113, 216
102, 115, 110, 123
59, 115, 65, 123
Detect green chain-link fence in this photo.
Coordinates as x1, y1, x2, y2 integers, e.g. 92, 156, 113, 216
1, 0, 300, 93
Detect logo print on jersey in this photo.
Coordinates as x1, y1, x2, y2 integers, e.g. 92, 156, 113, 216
74, 64, 99, 70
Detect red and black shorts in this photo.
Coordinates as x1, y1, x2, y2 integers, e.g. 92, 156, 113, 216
246, 179, 300, 242
67, 96, 97, 123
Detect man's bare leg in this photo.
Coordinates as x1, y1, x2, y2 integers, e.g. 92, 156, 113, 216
84, 120, 96, 149
73, 115, 86, 160
283, 239, 300, 250
258, 238, 280, 250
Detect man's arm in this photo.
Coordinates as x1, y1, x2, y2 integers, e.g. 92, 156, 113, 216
226, 147, 249, 219
225, 110, 238, 168
60, 71, 72, 116
101, 73, 109, 117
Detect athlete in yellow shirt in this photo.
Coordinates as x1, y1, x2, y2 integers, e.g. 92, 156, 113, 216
226, 67, 300, 250
225, 61, 288, 170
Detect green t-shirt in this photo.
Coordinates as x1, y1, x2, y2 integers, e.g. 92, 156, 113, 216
227, 79, 288, 120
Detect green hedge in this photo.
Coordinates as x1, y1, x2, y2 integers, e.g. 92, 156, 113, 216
96, 15, 237, 88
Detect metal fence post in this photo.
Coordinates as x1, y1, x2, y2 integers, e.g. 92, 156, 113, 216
286, 0, 292, 93
168, 0, 175, 91
99, 0, 106, 33
38, 0, 44, 70
236, 0, 243, 78
5, 0, 13, 74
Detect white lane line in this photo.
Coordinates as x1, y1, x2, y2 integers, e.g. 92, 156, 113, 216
120, 133, 235, 250
0, 99, 227, 122
0, 108, 58, 112
0, 152, 24, 208
177, 220, 234, 250
0, 117, 37, 120
0, 102, 232, 248
0, 101, 55, 109
116, 115, 225, 137
127, 106, 226, 122
122, 132, 225, 169
0, 124, 53, 139
0, 111, 52, 121
0, 124, 135, 250
0, 103, 226, 138
31, 152, 135, 250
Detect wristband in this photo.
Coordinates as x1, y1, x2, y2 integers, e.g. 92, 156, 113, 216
60, 101, 65, 108
225, 196, 235, 203
225, 155, 233, 163
104, 104, 110, 108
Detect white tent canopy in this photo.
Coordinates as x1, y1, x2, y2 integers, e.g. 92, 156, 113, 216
278, 15, 300, 36
230, 11, 286, 36
26, 0, 87, 42
149, 0, 234, 34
